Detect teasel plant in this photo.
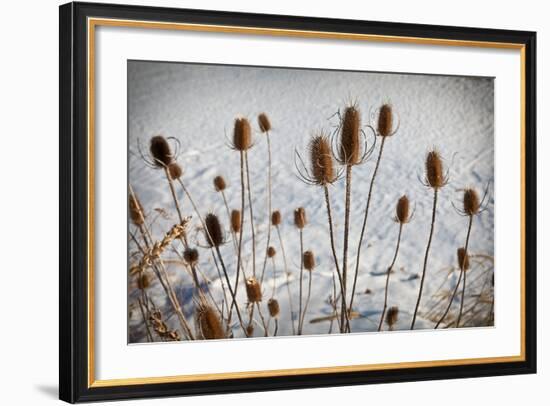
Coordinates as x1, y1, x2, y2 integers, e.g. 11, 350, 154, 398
295, 132, 349, 332
294, 207, 307, 335
266, 246, 279, 335
258, 113, 274, 285
245, 277, 268, 336
271, 210, 295, 334
298, 250, 316, 334
333, 103, 375, 332
386, 306, 399, 331
378, 195, 413, 331
229, 117, 256, 283
411, 149, 449, 329
434, 186, 489, 328
350, 104, 399, 317
203, 212, 248, 336
196, 299, 226, 340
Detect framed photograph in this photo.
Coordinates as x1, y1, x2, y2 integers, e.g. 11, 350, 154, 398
59, 1, 536, 403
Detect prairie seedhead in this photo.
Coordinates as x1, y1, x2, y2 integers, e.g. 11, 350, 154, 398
271, 210, 281, 226
246, 278, 262, 303
268, 298, 280, 318
395, 195, 413, 224
150, 135, 173, 167
167, 162, 183, 180
294, 207, 307, 229
204, 213, 224, 248
232, 117, 252, 151
267, 246, 277, 258
423, 150, 449, 189
386, 306, 399, 330
457, 247, 470, 271
338, 105, 361, 165
376, 103, 399, 137
196, 303, 225, 340
258, 112, 272, 133
303, 250, 315, 271
295, 132, 341, 187
137, 273, 150, 290
463, 189, 480, 216
183, 247, 199, 266
213, 175, 227, 192
230, 209, 241, 233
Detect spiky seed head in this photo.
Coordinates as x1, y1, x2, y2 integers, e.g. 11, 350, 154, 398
457, 247, 470, 271
183, 247, 199, 265
339, 105, 361, 165
303, 250, 315, 271
271, 210, 281, 226
246, 324, 254, 337
377, 104, 394, 137
294, 207, 307, 229
463, 188, 480, 216
267, 246, 277, 258
205, 213, 224, 247
258, 113, 271, 133
425, 150, 445, 189
396, 195, 410, 224
245, 278, 262, 303
233, 117, 252, 151
310, 134, 336, 185
167, 162, 182, 180
197, 303, 225, 339
213, 175, 226, 192
268, 298, 280, 318
230, 209, 241, 233
137, 273, 150, 290
150, 135, 173, 167
386, 306, 399, 329
129, 192, 145, 226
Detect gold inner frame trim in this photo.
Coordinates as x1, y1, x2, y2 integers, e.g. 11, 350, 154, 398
87, 17, 527, 388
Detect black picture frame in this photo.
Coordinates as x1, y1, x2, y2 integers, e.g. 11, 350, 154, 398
59, 1, 537, 403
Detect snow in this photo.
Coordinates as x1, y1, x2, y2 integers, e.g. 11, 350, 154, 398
127, 60, 494, 342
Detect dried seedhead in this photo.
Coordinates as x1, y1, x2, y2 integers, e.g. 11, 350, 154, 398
137, 273, 150, 290
246, 324, 254, 337
377, 104, 396, 137
424, 149, 448, 189
246, 278, 262, 303
310, 134, 336, 185
129, 192, 145, 226
457, 247, 470, 271
196, 303, 225, 340
150, 135, 173, 167
168, 162, 182, 180
303, 250, 315, 271
338, 105, 361, 165
267, 246, 277, 258
232, 117, 252, 151
268, 298, 280, 318
386, 306, 399, 329
213, 175, 226, 192
230, 209, 241, 233
183, 247, 199, 266
258, 112, 272, 133
205, 213, 224, 247
463, 188, 480, 216
294, 207, 307, 229
395, 195, 411, 224
271, 210, 281, 226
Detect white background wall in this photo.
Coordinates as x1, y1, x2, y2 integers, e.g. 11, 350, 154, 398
0, 0, 545, 404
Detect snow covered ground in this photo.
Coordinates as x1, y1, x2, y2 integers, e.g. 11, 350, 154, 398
127, 60, 494, 342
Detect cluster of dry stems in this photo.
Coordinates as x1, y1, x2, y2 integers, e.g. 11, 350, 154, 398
128, 102, 493, 342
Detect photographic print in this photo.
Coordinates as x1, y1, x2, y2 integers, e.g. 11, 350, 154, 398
127, 60, 495, 343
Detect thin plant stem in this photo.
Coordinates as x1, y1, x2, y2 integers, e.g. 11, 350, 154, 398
137, 297, 154, 342
341, 165, 353, 332
378, 222, 403, 331
297, 229, 304, 335
300, 271, 313, 333
435, 215, 473, 328
260, 132, 273, 284
163, 168, 188, 247
457, 261, 468, 327
221, 190, 239, 254
350, 137, 387, 314
411, 189, 439, 329
273, 319, 279, 336
276, 225, 295, 335
214, 245, 248, 336
323, 185, 350, 332
244, 151, 257, 278
256, 302, 269, 337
